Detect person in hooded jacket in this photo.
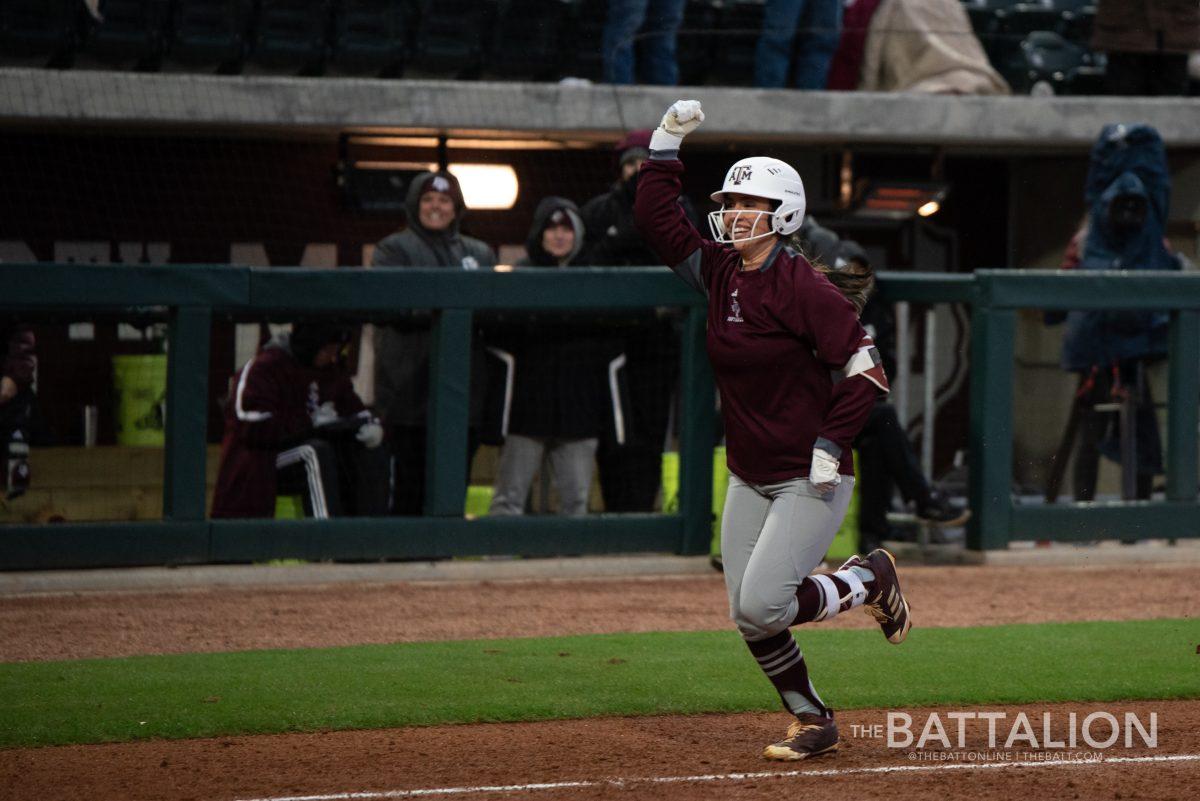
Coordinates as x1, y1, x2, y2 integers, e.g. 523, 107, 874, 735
372, 171, 498, 515
486, 198, 629, 516
1046, 123, 1183, 502
211, 323, 388, 519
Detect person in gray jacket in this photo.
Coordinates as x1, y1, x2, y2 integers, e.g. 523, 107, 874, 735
372, 171, 497, 515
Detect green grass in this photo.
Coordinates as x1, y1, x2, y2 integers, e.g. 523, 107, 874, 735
1, 619, 1197, 749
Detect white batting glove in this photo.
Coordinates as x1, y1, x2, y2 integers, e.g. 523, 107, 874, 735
356, 418, 384, 449
649, 100, 704, 152
310, 401, 339, 429
809, 447, 842, 494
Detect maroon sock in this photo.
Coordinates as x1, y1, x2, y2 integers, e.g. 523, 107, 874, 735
745, 630, 831, 718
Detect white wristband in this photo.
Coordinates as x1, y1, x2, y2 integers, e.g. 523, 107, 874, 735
649, 127, 684, 153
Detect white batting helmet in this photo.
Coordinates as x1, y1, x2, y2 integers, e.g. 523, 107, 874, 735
707, 156, 807, 243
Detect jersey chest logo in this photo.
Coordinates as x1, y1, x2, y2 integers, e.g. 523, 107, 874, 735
726, 287, 744, 323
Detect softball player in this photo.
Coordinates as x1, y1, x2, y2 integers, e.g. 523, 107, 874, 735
633, 100, 912, 761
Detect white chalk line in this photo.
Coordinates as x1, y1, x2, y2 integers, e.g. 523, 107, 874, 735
234, 753, 1200, 801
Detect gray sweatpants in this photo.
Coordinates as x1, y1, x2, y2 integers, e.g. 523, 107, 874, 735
489, 434, 598, 516
721, 473, 855, 641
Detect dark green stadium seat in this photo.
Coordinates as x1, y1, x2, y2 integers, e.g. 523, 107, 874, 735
78, 0, 170, 70
994, 3, 1065, 37
168, 0, 253, 72
408, 0, 498, 78
1057, 4, 1094, 46
485, 0, 578, 80
0, 0, 78, 65
1000, 30, 1101, 95
328, 0, 407, 76
248, 0, 331, 74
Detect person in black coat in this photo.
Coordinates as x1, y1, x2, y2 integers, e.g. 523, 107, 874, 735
487, 197, 629, 515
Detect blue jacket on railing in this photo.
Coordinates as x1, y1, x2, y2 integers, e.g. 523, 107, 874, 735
1060, 123, 1178, 372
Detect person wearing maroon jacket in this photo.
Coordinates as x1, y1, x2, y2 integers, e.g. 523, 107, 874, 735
634, 100, 911, 762
211, 324, 388, 519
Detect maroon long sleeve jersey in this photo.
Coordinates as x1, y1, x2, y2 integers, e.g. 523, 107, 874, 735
634, 156, 888, 483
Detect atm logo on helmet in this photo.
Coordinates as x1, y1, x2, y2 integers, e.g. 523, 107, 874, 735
729, 165, 753, 184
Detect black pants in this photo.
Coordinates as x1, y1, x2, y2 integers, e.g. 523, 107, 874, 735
276, 437, 391, 518
1071, 363, 1159, 502
1105, 52, 1189, 97
595, 322, 677, 513
853, 402, 933, 546
388, 425, 481, 516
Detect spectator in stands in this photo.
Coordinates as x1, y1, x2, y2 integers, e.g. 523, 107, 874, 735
487, 198, 628, 516
602, 0, 687, 85
1093, 0, 1200, 96
0, 319, 35, 500
755, 0, 843, 89
211, 323, 388, 519
581, 131, 688, 512
859, 0, 1009, 94
372, 171, 497, 515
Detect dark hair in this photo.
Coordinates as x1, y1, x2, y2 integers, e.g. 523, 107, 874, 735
816, 260, 874, 315
789, 232, 875, 314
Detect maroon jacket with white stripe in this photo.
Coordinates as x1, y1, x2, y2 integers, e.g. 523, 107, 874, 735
211, 339, 366, 519
634, 157, 887, 483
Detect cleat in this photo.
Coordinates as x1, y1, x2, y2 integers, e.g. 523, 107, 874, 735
862, 548, 912, 644
763, 713, 839, 761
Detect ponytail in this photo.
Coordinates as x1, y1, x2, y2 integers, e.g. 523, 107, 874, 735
788, 233, 875, 315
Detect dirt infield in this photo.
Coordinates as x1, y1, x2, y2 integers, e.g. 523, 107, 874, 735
2, 562, 1197, 800
1, 700, 1194, 801
1, 563, 1194, 661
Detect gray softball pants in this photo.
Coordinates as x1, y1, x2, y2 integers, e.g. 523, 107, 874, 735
721, 473, 855, 641
489, 434, 598, 516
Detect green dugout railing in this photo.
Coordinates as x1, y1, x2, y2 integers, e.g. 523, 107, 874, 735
877, 270, 1200, 550
0, 265, 1197, 569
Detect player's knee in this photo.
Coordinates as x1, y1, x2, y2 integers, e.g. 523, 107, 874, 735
734, 589, 792, 639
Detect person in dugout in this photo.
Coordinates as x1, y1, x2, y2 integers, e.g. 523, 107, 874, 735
211, 323, 389, 519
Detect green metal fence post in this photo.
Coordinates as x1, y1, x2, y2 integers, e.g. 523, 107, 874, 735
966, 297, 1015, 550
678, 306, 715, 555
163, 305, 212, 522
425, 309, 472, 517
1167, 310, 1200, 503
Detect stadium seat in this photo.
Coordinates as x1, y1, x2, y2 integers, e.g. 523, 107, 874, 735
993, 3, 1064, 37
0, 0, 78, 66
999, 30, 1090, 95
328, 0, 407, 76
485, 0, 578, 81
408, 0, 498, 78
77, 0, 170, 70
247, 0, 332, 74
1057, 4, 1095, 46
167, 0, 254, 72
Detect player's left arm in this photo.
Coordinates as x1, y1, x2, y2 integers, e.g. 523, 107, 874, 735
802, 273, 890, 474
